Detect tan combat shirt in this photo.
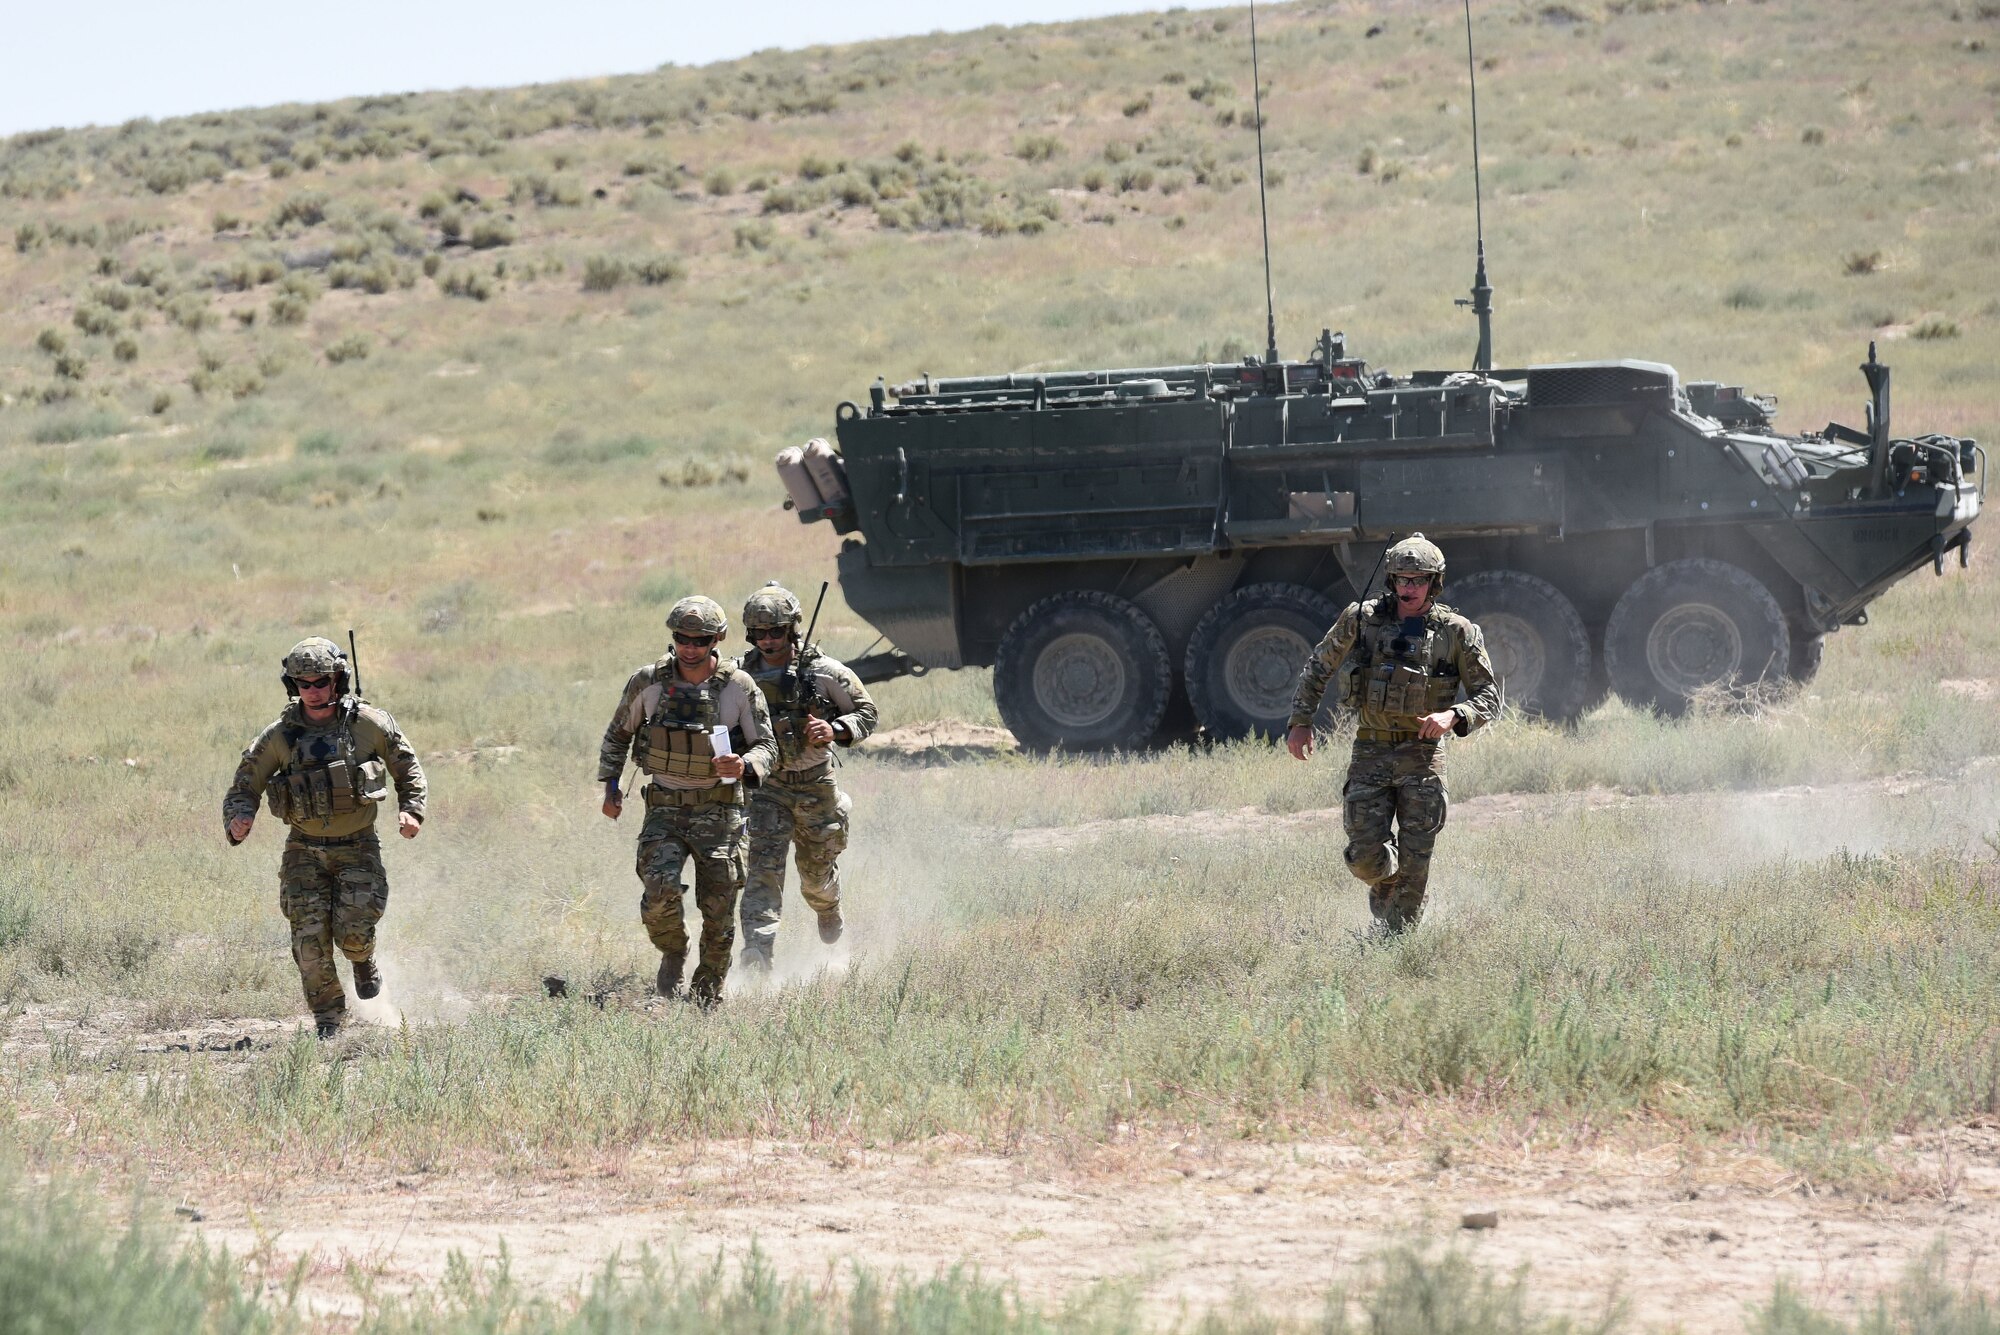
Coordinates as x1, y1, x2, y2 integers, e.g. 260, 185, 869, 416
1287, 597, 1502, 736
223, 699, 427, 841
597, 656, 777, 790
739, 646, 879, 776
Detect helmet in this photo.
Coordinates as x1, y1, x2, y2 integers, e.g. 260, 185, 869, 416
1383, 533, 1446, 580
665, 595, 728, 638
742, 582, 803, 634
280, 636, 349, 696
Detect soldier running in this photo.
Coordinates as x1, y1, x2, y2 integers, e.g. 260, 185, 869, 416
735, 583, 878, 970
599, 596, 776, 1005
223, 637, 427, 1038
1286, 535, 1500, 934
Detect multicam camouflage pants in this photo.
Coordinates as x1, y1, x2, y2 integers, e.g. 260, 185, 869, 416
636, 793, 747, 1000
279, 832, 389, 1020
1341, 739, 1449, 931
742, 772, 849, 956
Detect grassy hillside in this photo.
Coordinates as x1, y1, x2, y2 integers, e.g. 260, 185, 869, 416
2, 0, 1998, 1230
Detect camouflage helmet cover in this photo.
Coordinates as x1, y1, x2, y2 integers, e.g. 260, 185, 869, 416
742, 582, 803, 632
282, 637, 347, 678
665, 595, 728, 637
1383, 533, 1446, 580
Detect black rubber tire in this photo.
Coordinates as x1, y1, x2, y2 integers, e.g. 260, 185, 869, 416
1183, 583, 1341, 742
1603, 558, 1789, 714
1446, 571, 1593, 723
1790, 629, 1825, 684
993, 591, 1172, 752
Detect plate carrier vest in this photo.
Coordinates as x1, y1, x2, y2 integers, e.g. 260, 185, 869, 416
1337, 600, 1464, 720
264, 703, 389, 823
637, 659, 738, 782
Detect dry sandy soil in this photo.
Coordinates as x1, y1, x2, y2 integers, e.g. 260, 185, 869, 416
167, 1126, 2000, 1328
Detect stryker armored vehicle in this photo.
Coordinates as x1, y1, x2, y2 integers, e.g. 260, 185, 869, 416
782, 338, 1979, 750
774, 8, 1982, 752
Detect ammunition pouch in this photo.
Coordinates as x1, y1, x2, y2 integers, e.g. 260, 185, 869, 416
265, 757, 386, 824
639, 723, 718, 782
1362, 662, 1461, 718
1337, 659, 1363, 708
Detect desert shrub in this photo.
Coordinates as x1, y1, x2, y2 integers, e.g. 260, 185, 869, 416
1802, 126, 1827, 145
71, 305, 119, 337
149, 390, 172, 415
1014, 133, 1063, 162
417, 191, 450, 219
52, 352, 88, 381
91, 284, 133, 312
1116, 165, 1155, 193
268, 292, 309, 325
112, 337, 138, 363
582, 255, 627, 291
512, 172, 585, 207
14, 222, 41, 252
469, 217, 516, 249
270, 189, 329, 228
704, 166, 737, 195
34, 328, 67, 356
1187, 75, 1230, 104
324, 334, 370, 364
1082, 167, 1108, 192
1912, 318, 1961, 340
798, 154, 842, 180
438, 268, 494, 301
634, 256, 684, 285
1843, 250, 1883, 275
734, 219, 776, 251
30, 408, 124, 444
1123, 93, 1153, 117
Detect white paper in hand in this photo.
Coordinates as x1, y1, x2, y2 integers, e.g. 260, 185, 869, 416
709, 725, 736, 783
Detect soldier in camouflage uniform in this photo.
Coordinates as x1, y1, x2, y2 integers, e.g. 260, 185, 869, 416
1286, 535, 1500, 933
223, 637, 427, 1038
599, 595, 777, 1006
735, 583, 879, 970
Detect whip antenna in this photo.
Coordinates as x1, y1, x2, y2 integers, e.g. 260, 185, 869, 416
1457, 0, 1494, 372
1250, 0, 1278, 365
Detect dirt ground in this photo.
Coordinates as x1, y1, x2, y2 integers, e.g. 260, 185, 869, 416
171, 1126, 2000, 1327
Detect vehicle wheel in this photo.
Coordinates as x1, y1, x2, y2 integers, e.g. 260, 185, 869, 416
1603, 558, 1789, 713
1183, 583, 1341, 741
1447, 571, 1593, 722
992, 591, 1172, 752
1789, 629, 1824, 684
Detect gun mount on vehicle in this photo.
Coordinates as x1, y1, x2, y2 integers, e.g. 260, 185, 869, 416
779, 334, 1980, 751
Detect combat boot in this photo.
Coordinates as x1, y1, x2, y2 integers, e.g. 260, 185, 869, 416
816, 908, 844, 945
313, 1012, 342, 1040
353, 958, 382, 1000
739, 939, 773, 973
687, 969, 723, 1011
656, 951, 685, 998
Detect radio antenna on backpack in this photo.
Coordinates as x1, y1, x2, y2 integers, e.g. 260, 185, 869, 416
1455, 0, 1494, 372
1250, 0, 1278, 366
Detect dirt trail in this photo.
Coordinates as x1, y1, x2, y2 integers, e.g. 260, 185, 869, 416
1006, 760, 2000, 856
182, 1129, 2000, 1327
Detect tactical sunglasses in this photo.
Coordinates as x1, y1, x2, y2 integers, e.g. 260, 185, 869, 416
672, 633, 717, 647
751, 628, 791, 641
295, 676, 335, 690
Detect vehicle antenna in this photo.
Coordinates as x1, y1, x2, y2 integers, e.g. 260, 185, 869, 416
1455, 0, 1494, 372
347, 628, 363, 701
1250, 0, 1279, 366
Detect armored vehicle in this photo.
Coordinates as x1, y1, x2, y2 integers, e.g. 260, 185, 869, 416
781, 334, 1980, 751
